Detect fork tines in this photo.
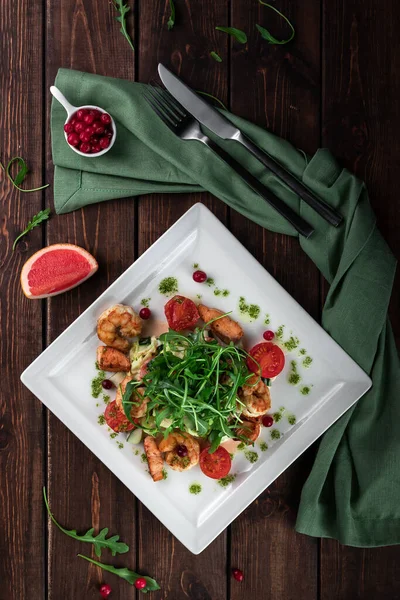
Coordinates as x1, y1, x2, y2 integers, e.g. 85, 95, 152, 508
143, 84, 188, 130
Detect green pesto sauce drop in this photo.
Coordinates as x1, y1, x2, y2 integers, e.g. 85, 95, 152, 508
214, 288, 221, 296
158, 277, 178, 296
222, 289, 230, 297
91, 370, 106, 398
275, 325, 285, 339
218, 474, 236, 487
134, 449, 139, 456
238, 296, 260, 320
300, 386, 311, 396
141, 453, 148, 463
229, 452, 234, 460
287, 414, 297, 425
270, 429, 281, 440
273, 411, 283, 422
162, 469, 168, 480
116, 441, 124, 450
283, 335, 300, 352
103, 395, 110, 404
141, 297, 151, 307
110, 432, 118, 439
299, 348, 307, 355
193, 263, 199, 269
302, 356, 313, 368
264, 314, 271, 326
279, 406, 286, 413
196, 294, 202, 299
206, 277, 215, 287
97, 414, 106, 426
237, 442, 246, 451
259, 441, 268, 452
244, 449, 259, 464
189, 483, 202, 495
288, 360, 301, 386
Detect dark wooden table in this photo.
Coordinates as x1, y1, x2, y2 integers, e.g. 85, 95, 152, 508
1, 0, 399, 598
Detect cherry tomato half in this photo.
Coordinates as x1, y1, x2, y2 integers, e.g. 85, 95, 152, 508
199, 446, 232, 479
164, 295, 200, 331
246, 342, 285, 378
104, 400, 136, 433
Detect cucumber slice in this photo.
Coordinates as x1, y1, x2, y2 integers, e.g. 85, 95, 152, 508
126, 428, 142, 445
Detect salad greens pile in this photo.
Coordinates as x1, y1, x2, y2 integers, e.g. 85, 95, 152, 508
122, 327, 255, 452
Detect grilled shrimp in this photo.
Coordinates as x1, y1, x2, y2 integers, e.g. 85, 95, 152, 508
239, 374, 271, 418
198, 304, 244, 344
236, 420, 261, 444
143, 436, 164, 482
96, 346, 131, 372
97, 304, 142, 352
115, 374, 149, 418
158, 431, 200, 471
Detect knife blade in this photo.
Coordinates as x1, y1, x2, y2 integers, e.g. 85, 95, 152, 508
158, 63, 343, 227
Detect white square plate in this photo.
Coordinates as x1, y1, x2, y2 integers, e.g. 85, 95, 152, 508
21, 203, 371, 554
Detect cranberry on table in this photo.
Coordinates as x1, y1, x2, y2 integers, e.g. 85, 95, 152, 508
80, 143, 91, 154
232, 568, 244, 582
101, 112, 112, 125
262, 414, 274, 427
99, 583, 112, 598
134, 578, 147, 590
263, 330, 275, 341
102, 379, 113, 390
67, 133, 80, 146
193, 270, 207, 283
139, 307, 151, 320
177, 444, 188, 457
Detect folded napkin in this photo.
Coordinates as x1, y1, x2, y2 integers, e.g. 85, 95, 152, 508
52, 68, 399, 547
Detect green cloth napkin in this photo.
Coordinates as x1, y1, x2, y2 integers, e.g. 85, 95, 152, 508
52, 68, 399, 547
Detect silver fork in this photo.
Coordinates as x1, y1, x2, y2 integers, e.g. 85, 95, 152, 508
142, 85, 314, 238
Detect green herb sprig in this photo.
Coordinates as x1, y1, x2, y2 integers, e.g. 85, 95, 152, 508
256, 1, 295, 45
167, 0, 175, 30
197, 91, 227, 111
113, 0, 135, 52
78, 555, 160, 593
0, 157, 49, 193
210, 51, 222, 63
43, 487, 129, 558
13, 208, 50, 251
215, 26, 247, 44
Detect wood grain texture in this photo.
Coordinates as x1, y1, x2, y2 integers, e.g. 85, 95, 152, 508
45, 1, 138, 598
229, 1, 320, 599
0, 0, 45, 598
320, 1, 400, 598
136, 2, 229, 598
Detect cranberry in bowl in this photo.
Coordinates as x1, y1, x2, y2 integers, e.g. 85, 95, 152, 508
50, 85, 116, 157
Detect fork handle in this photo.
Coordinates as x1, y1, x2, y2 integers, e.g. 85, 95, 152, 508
201, 138, 314, 238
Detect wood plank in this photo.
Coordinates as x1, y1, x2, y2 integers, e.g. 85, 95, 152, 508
229, 1, 321, 598
136, 1, 229, 597
45, 1, 138, 598
0, 0, 45, 597
320, 0, 400, 597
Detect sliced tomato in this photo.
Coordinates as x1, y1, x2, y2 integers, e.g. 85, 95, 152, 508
246, 342, 285, 378
164, 295, 200, 331
199, 446, 232, 479
104, 400, 136, 433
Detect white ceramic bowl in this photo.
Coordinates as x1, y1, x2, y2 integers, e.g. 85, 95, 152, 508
50, 85, 117, 157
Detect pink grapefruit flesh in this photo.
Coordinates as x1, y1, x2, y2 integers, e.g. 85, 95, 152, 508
21, 243, 98, 299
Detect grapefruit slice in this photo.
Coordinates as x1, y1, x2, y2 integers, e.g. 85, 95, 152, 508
21, 243, 98, 299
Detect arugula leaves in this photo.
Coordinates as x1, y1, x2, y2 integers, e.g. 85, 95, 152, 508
215, 26, 247, 44
210, 51, 222, 63
78, 555, 160, 593
256, 1, 295, 45
12, 208, 50, 251
167, 0, 175, 30
0, 156, 49, 193
43, 487, 129, 558
113, 0, 135, 52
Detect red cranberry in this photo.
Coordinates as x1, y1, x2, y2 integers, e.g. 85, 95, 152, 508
64, 123, 74, 134
102, 379, 113, 390
139, 307, 151, 320
91, 109, 102, 119
99, 136, 110, 149
93, 121, 105, 135
106, 130, 113, 138
263, 330, 275, 341
80, 143, 91, 153
84, 113, 95, 125
85, 125, 96, 135
80, 132, 92, 143
177, 444, 188, 457
77, 109, 88, 120
99, 583, 112, 598
134, 578, 147, 590
262, 415, 274, 427
67, 133, 80, 146
101, 112, 112, 125
193, 270, 207, 283
70, 117, 77, 126
74, 121, 85, 134
92, 144, 102, 154
232, 568, 244, 582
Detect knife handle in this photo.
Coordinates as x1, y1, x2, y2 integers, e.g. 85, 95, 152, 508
202, 138, 314, 239
235, 132, 343, 227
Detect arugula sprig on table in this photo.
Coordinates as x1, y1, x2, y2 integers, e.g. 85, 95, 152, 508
167, 0, 175, 30
43, 487, 129, 557
12, 208, 50, 251
256, 0, 295, 45
0, 156, 49, 193
113, 0, 135, 51
122, 325, 255, 452
215, 26, 247, 44
78, 555, 160, 593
